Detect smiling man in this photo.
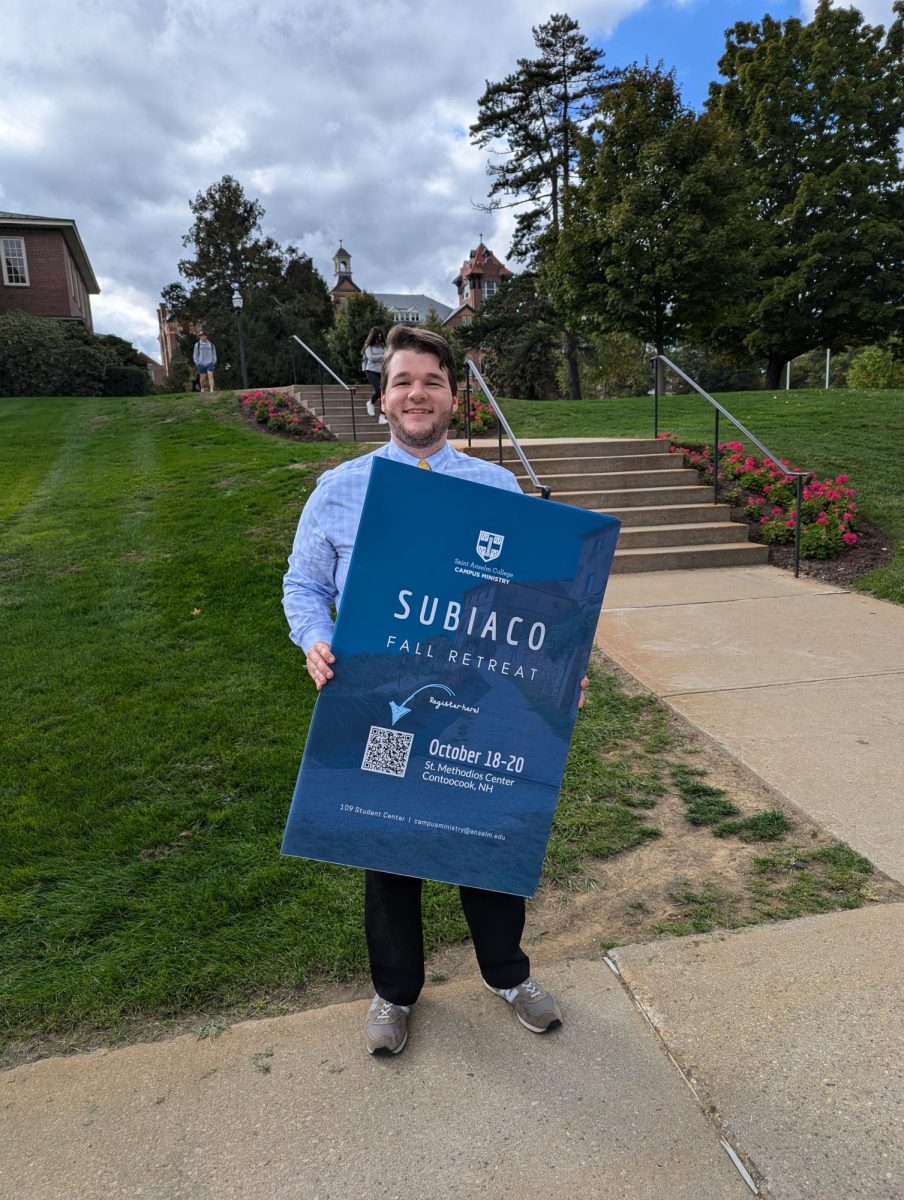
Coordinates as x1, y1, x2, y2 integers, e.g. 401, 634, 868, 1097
282, 325, 563, 1056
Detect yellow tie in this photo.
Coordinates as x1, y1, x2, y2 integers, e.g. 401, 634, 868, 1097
416, 459, 432, 470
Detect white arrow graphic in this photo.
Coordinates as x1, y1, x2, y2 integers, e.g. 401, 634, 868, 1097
389, 683, 455, 726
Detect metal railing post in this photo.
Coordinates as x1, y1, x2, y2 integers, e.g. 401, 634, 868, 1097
350, 386, 357, 442
794, 476, 803, 578
653, 356, 660, 438
713, 409, 720, 504
291, 339, 298, 385
464, 366, 472, 446
464, 356, 549, 498
319, 365, 325, 416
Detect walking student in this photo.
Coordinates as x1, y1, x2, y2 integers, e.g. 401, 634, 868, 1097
193, 332, 217, 392
361, 326, 386, 422
283, 325, 568, 1057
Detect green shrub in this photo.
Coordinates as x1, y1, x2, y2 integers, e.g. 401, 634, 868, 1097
0, 310, 65, 395
104, 365, 152, 396
847, 344, 904, 390
63, 342, 112, 396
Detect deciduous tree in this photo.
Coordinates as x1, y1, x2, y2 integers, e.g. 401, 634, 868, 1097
557, 64, 753, 357
708, 0, 904, 386
162, 175, 333, 388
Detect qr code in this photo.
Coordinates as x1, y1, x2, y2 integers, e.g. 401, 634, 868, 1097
361, 725, 414, 778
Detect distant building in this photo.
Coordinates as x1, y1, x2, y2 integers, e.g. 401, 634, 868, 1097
329, 243, 363, 312
140, 353, 165, 387
443, 242, 513, 330
157, 303, 180, 375
0, 211, 99, 330
328, 243, 452, 325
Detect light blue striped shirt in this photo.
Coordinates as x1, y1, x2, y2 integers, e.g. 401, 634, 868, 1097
282, 439, 522, 652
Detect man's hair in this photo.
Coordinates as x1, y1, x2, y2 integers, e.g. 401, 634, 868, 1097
380, 325, 457, 396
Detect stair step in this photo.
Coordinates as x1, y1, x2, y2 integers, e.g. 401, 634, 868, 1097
597, 503, 733, 527
550, 484, 716, 509
511, 452, 678, 474
463, 437, 663, 461
518, 468, 698, 491
611, 542, 769, 573
617, 522, 753, 549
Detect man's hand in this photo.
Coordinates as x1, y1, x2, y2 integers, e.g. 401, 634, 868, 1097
578, 675, 589, 710
306, 641, 335, 690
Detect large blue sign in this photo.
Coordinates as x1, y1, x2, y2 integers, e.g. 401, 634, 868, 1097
281, 457, 621, 896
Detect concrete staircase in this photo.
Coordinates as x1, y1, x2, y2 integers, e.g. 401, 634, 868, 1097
284, 383, 766, 572
461, 437, 769, 573
290, 383, 390, 442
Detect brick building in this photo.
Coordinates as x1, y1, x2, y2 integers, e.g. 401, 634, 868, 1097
443, 242, 513, 330
0, 212, 99, 330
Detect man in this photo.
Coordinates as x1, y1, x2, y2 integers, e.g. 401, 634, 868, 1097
192, 332, 217, 392
283, 325, 564, 1057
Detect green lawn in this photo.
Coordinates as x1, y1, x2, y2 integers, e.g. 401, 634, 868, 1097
500, 387, 904, 602
0, 392, 669, 1048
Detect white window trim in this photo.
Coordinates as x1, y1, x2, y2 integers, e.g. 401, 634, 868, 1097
2, 237, 30, 287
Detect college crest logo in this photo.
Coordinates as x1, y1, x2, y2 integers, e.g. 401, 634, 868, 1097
476, 530, 505, 563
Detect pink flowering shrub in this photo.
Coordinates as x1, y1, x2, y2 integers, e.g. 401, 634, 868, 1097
239, 389, 334, 441
657, 433, 859, 560
451, 395, 498, 436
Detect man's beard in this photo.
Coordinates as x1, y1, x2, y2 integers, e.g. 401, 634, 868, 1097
384, 410, 450, 449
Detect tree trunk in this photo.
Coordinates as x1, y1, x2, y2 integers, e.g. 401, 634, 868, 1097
564, 330, 582, 400
765, 355, 785, 389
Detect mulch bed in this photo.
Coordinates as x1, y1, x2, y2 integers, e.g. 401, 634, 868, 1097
727, 502, 895, 586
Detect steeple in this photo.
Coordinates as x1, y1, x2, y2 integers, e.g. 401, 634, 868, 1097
333, 241, 352, 282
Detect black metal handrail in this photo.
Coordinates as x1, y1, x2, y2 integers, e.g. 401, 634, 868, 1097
653, 353, 808, 577
291, 335, 357, 441
463, 358, 551, 499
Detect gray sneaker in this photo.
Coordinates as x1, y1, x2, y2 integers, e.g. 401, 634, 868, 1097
485, 977, 562, 1033
365, 995, 410, 1056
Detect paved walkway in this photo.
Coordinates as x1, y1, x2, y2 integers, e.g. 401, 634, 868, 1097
3, 566, 903, 1199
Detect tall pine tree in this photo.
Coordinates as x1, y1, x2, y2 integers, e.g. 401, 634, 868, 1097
470, 13, 607, 398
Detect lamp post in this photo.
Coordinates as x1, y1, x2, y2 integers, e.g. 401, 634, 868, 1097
232, 285, 248, 389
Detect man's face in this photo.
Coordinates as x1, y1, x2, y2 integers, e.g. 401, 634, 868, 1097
381, 349, 457, 453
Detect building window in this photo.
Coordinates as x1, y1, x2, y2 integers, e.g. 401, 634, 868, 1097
2, 237, 29, 286
482, 280, 497, 298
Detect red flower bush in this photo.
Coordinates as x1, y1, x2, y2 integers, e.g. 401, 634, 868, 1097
451, 395, 498, 436
239, 389, 335, 441
657, 433, 859, 560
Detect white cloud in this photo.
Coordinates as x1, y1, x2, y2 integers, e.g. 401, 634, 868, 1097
1, 0, 649, 352
92, 279, 163, 360
798, 0, 897, 23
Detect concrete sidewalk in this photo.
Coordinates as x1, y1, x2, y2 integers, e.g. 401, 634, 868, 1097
597, 565, 904, 884
3, 565, 903, 1199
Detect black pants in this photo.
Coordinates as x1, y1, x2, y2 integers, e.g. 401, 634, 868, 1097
365, 371, 381, 403
365, 869, 530, 1006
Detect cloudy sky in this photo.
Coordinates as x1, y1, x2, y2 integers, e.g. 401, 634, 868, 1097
1, 0, 896, 359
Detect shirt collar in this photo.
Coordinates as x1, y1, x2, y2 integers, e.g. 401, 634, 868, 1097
383, 439, 456, 470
